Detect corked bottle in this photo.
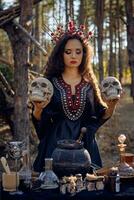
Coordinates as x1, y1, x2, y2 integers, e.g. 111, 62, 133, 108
38, 158, 59, 190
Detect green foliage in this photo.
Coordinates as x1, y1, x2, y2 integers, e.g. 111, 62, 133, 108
0, 64, 14, 84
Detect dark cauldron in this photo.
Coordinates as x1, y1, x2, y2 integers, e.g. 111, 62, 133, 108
51, 139, 91, 177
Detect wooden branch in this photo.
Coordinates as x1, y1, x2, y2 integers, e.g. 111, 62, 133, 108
13, 20, 47, 56
28, 69, 43, 77
0, 56, 13, 67
0, 6, 19, 18
0, 71, 14, 97
0, 83, 14, 106
119, 16, 127, 25
0, 0, 43, 27
0, 13, 19, 27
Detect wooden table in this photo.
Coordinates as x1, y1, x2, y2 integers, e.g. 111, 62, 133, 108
1, 178, 134, 200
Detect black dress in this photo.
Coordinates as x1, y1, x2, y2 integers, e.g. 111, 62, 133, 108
32, 77, 107, 172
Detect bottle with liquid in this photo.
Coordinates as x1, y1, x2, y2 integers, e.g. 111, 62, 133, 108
109, 167, 120, 193
19, 150, 31, 191
39, 158, 59, 190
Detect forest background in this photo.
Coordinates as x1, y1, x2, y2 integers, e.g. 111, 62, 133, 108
0, 0, 134, 167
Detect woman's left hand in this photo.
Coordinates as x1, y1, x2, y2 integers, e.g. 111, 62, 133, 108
102, 98, 120, 119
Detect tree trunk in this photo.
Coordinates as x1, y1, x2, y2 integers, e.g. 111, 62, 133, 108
65, 0, 69, 26
95, 0, 104, 82
65, 0, 74, 25
125, 0, 134, 101
34, 3, 41, 71
3, 0, 33, 140
69, 0, 74, 20
108, 0, 114, 76
116, 0, 123, 83
78, 0, 85, 25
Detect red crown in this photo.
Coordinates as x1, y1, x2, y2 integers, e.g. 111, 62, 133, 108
49, 20, 93, 44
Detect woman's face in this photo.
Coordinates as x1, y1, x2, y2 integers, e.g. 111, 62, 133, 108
63, 39, 83, 69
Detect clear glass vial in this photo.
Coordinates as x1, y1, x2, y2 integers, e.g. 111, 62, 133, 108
39, 158, 59, 189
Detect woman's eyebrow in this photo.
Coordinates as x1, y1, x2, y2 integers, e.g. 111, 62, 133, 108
64, 48, 82, 50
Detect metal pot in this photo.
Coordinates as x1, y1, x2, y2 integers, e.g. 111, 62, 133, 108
51, 139, 91, 177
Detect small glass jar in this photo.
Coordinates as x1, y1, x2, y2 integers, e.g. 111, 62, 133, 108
39, 158, 59, 189
59, 177, 67, 194
84, 178, 96, 191
96, 178, 104, 190
76, 174, 84, 192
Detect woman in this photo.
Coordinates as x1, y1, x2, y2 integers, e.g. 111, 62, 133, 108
32, 23, 119, 172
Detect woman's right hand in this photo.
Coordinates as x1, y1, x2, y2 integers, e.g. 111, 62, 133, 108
32, 100, 50, 120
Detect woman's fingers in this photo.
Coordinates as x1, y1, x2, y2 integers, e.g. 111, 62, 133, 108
32, 100, 50, 109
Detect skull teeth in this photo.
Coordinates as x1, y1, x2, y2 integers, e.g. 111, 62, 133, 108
107, 89, 118, 96
30, 92, 45, 101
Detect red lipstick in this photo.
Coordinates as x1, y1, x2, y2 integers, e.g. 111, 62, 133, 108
70, 61, 77, 64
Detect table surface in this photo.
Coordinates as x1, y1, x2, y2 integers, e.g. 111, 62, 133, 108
1, 178, 134, 200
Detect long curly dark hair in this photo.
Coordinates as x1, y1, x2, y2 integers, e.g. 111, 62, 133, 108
44, 34, 107, 107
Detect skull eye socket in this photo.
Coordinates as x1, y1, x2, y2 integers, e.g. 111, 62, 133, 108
113, 81, 119, 86
41, 83, 47, 87
31, 82, 37, 87
103, 83, 109, 87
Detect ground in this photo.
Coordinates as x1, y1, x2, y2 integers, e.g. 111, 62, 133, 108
0, 85, 134, 172
97, 86, 134, 167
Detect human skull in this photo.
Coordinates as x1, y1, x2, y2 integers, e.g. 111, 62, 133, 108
29, 77, 54, 102
100, 76, 122, 100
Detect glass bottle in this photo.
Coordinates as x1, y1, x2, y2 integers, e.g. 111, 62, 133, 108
59, 177, 67, 194
19, 149, 32, 191
109, 167, 120, 193
76, 174, 84, 192
19, 150, 31, 183
39, 158, 59, 189
115, 172, 120, 193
